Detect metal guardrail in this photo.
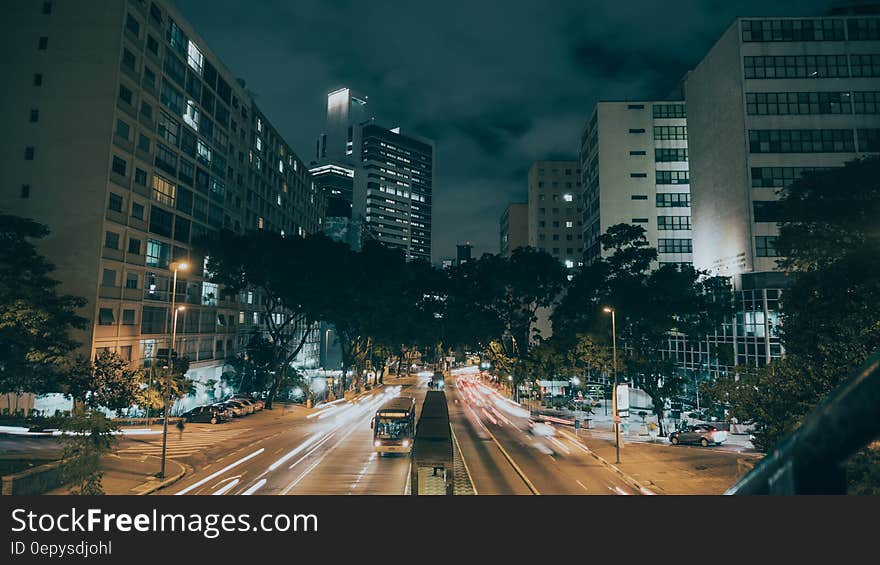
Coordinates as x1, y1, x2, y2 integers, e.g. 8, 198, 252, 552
726, 350, 880, 495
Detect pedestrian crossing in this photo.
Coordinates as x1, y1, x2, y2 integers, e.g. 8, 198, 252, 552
116, 427, 251, 459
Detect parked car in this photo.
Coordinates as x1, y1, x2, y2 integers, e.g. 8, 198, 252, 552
222, 400, 248, 417
669, 424, 728, 447
233, 395, 264, 411
182, 405, 230, 424
235, 398, 256, 414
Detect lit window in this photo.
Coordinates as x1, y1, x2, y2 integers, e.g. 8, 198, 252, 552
564, 193, 573, 202
565, 221, 573, 228
184, 100, 200, 131
187, 40, 203, 74
565, 260, 574, 269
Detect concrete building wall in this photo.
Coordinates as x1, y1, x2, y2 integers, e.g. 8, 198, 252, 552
499, 202, 528, 256
527, 160, 582, 269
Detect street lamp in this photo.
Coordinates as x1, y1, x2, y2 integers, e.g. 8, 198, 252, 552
508, 375, 515, 402
159, 261, 187, 479
603, 306, 621, 464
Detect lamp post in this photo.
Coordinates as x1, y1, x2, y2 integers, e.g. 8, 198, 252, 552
159, 261, 187, 479
603, 306, 620, 464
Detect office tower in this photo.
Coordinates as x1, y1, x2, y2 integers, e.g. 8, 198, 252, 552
579, 101, 692, 269
353, 124, 435, 263
0, 0, 324, 410
499, 202, 528, 257
685, 13, 880, 367
527, 161, 583, 270
456, 242, 473, 266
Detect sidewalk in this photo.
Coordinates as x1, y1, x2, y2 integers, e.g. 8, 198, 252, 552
46, 453, 186, 495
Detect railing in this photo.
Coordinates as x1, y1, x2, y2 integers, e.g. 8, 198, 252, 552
726, 350, 880, 495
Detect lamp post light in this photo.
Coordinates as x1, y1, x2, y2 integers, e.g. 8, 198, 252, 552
603, 306, 621, 464
159, 261, 187, 479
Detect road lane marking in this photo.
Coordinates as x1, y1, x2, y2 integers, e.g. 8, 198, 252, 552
213, 478, 240, 495
576, 480, 588, 492
480, 420, 541, 495
175, 448, 265, 495
241, 478, 267, 495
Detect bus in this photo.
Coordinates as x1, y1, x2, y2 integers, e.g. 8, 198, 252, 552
371, 396, 416, 455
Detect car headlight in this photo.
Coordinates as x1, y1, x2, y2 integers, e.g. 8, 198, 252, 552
374, 440, 381, 447
402, 439, 410, 447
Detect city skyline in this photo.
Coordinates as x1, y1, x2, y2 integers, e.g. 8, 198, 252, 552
174, 0, 833, 260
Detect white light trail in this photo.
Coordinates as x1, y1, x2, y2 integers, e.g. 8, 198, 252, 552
175, 448, 265, 495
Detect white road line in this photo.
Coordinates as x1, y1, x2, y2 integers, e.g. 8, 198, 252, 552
175, 448, 265, 495
576, 480, 589, 492
288, 432, 336, 469
212, 478, 240, 495
241, 478, 267, 495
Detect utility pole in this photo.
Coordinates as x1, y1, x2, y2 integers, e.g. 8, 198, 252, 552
603, 306, 620, 464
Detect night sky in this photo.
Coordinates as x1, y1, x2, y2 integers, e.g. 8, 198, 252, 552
175, 0, 831, 261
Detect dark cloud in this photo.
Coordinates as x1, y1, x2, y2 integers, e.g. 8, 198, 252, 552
176, 0, 833, 261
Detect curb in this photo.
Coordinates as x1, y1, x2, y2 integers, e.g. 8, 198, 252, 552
559, 429, 657, 495
133, 460, 187, 495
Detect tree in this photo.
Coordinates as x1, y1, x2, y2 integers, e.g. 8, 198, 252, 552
200, 230, 331, 408
0, 214, 86, 408
566, 333, 612, 384
135, 357, 193, 416
60, 407, 116, 495
63, 351, 142, 414
708, 158, 880, 453
226, 333, 276, 396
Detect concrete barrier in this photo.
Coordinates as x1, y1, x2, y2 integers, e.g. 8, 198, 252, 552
1, 460, 65, 496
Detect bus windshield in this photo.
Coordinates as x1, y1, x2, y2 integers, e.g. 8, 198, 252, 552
376, 417, 411, 440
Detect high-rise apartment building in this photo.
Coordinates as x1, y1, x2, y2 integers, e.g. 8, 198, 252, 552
353, 124, 434, 262
527, 161, 582, 269
0, 0, 324, 410
499, 202, 528, 257
579, 101, 693, 268
685, 14, 880, 367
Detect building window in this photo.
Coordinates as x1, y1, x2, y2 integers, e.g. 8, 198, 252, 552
33, 73, 43, 86
101, 269, 116, 287
157, 112, 180, 146
748, 129, 855, 153
134, 168, 148, 187
20, 184, 30, 199
138, 133, 150, 153
629, 128, 646, 134
563, 193, 573, 202
753, 201, 782, 223
112, 155, 127, 176
146, 239, 170, 268
632, 218, 649, 224
160, 80, 183, 114
653, 104, 686, 118
857, 129, 880, 152
187, 40, 203, 74
853, 91, 880, 114
741, 18, 845, 42
38, 36, 48, 50
743, 55, 849, 79
105, 231, 120, 249
630, 150, 647, 156
655, 148, 688, 162
755, 236, 779, 257
750, 166, 833, 188
132, 201, 145, 219
746, 91, 852, 115
98, 308, 116, 326
126, 273, 138, 289
126, 14, 140, 36
149, 206, 173, 238
122, 48, 136, 71
656, 170, 689, 184
631, 194, 648, 200
656, 193, 690, 207
128, 237, 141, 255
627, 104, 645, 110
653, 126, 687, 140
29, 109, 39, 122
122, 309, 136, 325
108, 192, 123, 212
630, 173, 647, 178
565, 220, 573, 228
658, 238, 692, 254
850, 54, 880, 78
147, 34, 159, 56
119, 84, 133, 106
24, 146, 35, 160
657, 216, 691, 230
155, 143, 177, 175
116, 118, 130, 140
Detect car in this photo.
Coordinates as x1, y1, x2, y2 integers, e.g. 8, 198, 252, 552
234, 398, 256, 414
233, 395, 264, 411
669, 424, 728, 447
221, 400, 248, 417
527, 419, 556, 437
181, 405, 230, 424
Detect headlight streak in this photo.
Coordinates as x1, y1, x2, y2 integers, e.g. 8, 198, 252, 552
212, 478, 240, 495
241, 478, 267, 495
175, 448, 265, 495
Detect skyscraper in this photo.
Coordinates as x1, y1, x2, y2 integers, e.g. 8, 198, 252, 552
685, 13, 880, 367
0, 0, 324, 410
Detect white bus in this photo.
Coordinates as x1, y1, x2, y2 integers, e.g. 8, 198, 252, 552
371, 396, 416, 455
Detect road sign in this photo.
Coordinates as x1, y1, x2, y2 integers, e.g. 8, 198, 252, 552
616, 383, 629, 415
574, 419, 581, 429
